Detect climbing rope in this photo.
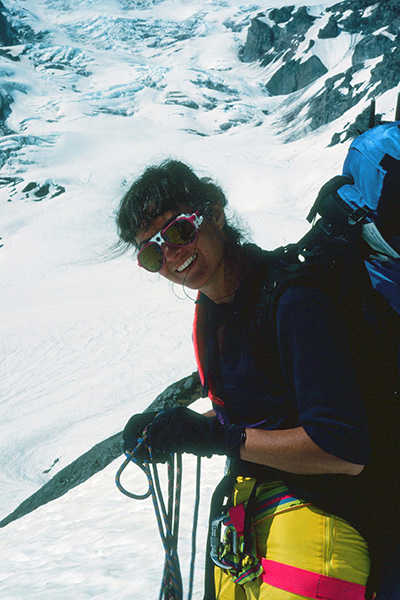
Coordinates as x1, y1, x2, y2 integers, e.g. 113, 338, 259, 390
115, 433, 201, 600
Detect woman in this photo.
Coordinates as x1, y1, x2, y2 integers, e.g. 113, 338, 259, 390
117, 159, 375, 600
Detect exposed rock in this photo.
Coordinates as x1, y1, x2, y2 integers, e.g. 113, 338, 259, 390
238, 0, 400, 137
147, 371, 202, 411
0, 48, 20, 62
219, 116, 263, 131
191, 75, 238, 96
0, 1, 18, 45
164, 91, 199, 110
269, 6, 294, 24
0, 91, 14, 135
21, 180, 66, 201
329, 0, 400, 36
0, 2, 48, 46
352, 33, 395, 65
285, 6, 316, 37
0, 433, 123, 528
306, 68, 363, 130
266, 55, 328, 96
306, 33, 400, 136
0, 372, 202, 528
239, 16, 274, 63
369, 50, 400, 98
318, 16, 340, 39
240, 6, 317, 67
0, 177, 66, 203
0, 176, 24, 189
328, 104, 375, 146
222, 18, 247, 33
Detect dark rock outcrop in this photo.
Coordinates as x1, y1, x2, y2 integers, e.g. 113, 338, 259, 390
0, 372, 202, 528
318, 16, 340, 39
306, 68, 362, 131
329, 0, 400, 36
240, 1, 400, 137
239, 16, 274, 63
266, 55, 328, 96
269, 6, 294, 24
306, 35, 400, 133
240, 6, 317, 66
352, 33, 395, 65
0, 91, 14, 135
21, 180, 66, 201
328, 104, 374, 145
369, 51, 400, 98
0, 1, 17, 46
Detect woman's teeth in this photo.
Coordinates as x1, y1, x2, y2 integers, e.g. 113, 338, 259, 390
177, 253, 196, 272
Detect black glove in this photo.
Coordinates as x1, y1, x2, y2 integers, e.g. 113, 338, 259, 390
145, 406, 245, 459
122, 411, 168, 463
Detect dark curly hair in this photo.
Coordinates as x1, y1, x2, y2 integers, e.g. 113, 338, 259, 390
116, 159, 246, 250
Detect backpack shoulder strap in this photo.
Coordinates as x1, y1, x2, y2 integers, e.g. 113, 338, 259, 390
254, 240, 344, 332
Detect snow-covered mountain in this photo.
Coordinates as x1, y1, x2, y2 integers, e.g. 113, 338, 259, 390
1, 1, 399, 598
240, 0, 400, 140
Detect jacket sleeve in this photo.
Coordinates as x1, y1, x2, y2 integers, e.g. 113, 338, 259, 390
276, 284, 370, 465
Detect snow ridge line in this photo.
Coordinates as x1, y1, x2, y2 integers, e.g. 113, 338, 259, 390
0, 372, 201, 528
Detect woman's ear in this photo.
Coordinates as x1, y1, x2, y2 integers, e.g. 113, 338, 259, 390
212, 203, 226, 230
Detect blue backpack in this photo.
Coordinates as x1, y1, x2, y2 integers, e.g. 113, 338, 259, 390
262, 109, 400, 350
309, 119, 400, 318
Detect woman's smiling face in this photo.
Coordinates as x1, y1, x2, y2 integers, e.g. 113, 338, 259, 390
135, 205, 230, 297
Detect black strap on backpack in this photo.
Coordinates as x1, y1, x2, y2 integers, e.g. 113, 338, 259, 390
255, 171, 400, 339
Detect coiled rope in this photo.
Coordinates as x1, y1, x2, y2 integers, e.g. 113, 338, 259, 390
115, 434, 201, 600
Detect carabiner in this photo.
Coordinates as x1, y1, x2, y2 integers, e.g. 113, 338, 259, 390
209, 512, 237, 569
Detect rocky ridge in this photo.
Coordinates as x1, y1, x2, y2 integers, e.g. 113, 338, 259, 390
0, 372, 202, 528
240, 0, 400, 141
1, 0, 399, 209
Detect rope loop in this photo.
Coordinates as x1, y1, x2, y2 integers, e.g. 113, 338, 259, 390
115, 433, 202, 600
115, 436, 152, 500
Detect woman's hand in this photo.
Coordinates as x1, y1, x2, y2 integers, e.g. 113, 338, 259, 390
134, 406, 244, 459
123, 411, 169, 463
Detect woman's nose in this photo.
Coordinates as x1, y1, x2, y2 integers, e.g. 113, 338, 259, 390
163, 243, 182, 261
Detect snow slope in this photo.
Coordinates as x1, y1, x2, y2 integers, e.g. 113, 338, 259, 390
0, 0, 399, 598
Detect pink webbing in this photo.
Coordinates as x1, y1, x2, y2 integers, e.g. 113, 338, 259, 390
261, 559, 366, 600
227, 503, 246, 535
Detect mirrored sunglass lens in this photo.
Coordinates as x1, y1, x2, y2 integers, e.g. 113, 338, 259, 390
164, 219, 197, 245
138, 244, 163, 272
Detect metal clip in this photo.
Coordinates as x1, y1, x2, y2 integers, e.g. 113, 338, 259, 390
348, 206, 370, 225
210, 512, 237, 569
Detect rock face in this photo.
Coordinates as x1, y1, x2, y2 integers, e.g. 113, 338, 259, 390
240, 8, 325, 95
266, 56, 328, 96
0, 1, 42, 47
317, 16, 340, 39
0, 1, 18, 46
240, 0, 400, 140
239, 16, 275, 63
0, 91, 13, 135
240, 6, 316, 68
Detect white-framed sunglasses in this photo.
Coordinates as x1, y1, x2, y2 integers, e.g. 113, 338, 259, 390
137, 211, 203, 272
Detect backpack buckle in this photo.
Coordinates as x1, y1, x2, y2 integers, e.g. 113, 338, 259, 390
348, 206, 370, 225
